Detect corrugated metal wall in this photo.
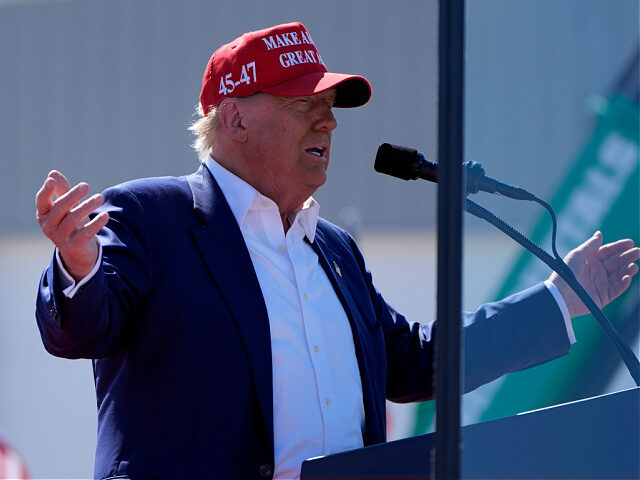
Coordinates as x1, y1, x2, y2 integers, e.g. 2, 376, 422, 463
2, 0, 635, 233
0, 0, 440, 232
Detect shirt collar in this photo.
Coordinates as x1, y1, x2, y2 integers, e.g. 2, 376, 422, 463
287, 197, 319, 243
204, 157, 319, 242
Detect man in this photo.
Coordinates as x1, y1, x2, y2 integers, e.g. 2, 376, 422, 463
35, 22, 639, 480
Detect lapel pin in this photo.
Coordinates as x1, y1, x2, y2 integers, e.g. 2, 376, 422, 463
333, 261, 342, 278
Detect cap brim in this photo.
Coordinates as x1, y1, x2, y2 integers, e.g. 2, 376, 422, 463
260, 71, 371, 108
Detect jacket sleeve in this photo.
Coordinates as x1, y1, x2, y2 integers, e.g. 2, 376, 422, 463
346, 235, 571, 402
35, 185, 153, 359
461, 282, 572, 392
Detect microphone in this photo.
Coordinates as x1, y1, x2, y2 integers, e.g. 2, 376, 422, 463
374, 143, 535, 200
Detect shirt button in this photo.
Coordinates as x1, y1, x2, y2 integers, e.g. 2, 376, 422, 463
262, 200, 269, 207
325, 397, 331, 406
303, 293, 308, 300
314, 345, 319, 353
278, 246, 285, 253
259, 464, 273, 477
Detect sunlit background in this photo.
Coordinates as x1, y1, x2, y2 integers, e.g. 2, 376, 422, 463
0, 0, 637, 477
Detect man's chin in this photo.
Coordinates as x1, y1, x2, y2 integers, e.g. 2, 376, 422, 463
309, 171, 328, 191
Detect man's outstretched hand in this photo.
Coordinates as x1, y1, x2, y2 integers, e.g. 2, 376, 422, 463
36, 170, 109, 282
550, 231, 640, 318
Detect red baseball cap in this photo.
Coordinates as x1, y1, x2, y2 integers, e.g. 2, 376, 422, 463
200, 22, 371, 115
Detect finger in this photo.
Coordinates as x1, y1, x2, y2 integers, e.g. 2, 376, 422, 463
48, 170, 72, 198
56, 194, 105, 240
45, 182, 91, 228
607, 263, 639, 284
607, 274, 634, 304
86, 211, 110, 235
36, 170, 73, 218
606, 263, 639, 298
602, 247, 640, 273
35, 176, 56, 217
595, 238, 636, 260
70, 212, 110, 243
40, 183, 91, 241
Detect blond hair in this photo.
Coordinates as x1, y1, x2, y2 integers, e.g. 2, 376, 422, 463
188, 104, 221, 162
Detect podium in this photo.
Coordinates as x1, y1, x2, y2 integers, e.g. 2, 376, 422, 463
301, 387, 639, 479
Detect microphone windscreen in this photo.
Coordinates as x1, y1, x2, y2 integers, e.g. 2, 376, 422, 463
374, 143, 419, 180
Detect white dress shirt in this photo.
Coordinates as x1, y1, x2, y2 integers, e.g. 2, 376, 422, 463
205, 158, 365, 479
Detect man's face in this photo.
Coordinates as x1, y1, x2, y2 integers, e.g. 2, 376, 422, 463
240, 89, 338, 212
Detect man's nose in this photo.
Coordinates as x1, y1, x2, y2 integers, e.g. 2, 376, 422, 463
314, 106, 338, 132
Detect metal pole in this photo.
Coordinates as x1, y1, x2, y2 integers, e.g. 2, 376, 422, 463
434, 0, 464, 479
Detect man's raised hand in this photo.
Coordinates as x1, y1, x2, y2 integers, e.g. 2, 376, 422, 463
36, 170, 109, 281
550, 231, 640, 318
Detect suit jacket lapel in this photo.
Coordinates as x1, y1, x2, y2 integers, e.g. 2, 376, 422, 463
186, 165, 274, 446
310, 228, 385, 443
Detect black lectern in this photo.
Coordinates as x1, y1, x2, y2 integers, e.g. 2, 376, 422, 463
301, 387, 639, 479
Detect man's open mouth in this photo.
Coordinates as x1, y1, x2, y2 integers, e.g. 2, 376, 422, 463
305, 146, 326, 157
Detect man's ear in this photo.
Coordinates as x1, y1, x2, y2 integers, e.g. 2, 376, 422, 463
218, 100, 248, 143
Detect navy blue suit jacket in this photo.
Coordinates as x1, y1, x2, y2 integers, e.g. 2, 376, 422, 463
36, 165, 571, 479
